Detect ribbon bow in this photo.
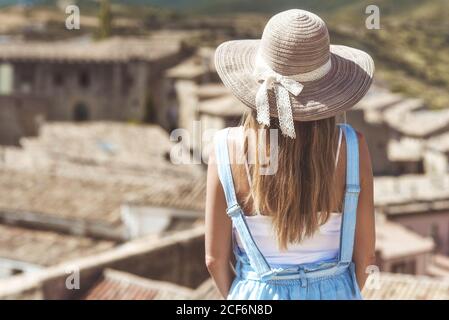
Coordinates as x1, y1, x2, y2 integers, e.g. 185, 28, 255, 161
253, 53, 332, 139
255, 72, 304, 139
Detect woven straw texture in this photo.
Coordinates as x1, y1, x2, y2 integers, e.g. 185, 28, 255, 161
214, 9, 375, 121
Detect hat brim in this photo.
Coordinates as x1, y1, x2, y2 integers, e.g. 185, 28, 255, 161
214, 40, 374, 121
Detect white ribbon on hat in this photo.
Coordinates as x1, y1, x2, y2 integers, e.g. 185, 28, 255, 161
253, 53, 332, 138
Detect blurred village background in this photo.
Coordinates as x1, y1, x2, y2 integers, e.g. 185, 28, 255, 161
0, 0, 448, 300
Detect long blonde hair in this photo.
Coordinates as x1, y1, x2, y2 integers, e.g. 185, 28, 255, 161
242, 110, 339, 250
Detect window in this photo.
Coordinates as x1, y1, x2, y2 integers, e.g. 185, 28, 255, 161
78, 71, 90, 88
53, 73, 64, 87
122, 70, 134, 95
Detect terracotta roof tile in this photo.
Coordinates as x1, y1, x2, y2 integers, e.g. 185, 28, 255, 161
83, 269, 193, 300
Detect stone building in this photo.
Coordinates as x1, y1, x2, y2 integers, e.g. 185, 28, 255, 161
348, 85, 449, 176
375, 216, 434, 275
163, 47, 218, 138
163, 48, 247, 161
375, 174, 449, 255
0, 34, 192, 145
347, 86, 425, 175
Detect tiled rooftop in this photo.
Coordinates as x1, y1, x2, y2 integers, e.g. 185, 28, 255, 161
166, 47, 215, 80
375, 216, 434, 260
362, 272, 449, 300
166, 57, 208, 80
126, 176, 207, 212
354, 85, 449, 139
196, 84, 230, 100
356, 87, 404, 111
0, 224, 115, 267
18, 122, 199, 176
83, 269, 194, 300
0, 168, 144, 224
386, 108, 449, 138
199, 94, 247, 118
0, 122, 206, 224
428, 131, 449, 153
0, 35, 184, 63
374, 174, 449, 207
387, 137, 423, 162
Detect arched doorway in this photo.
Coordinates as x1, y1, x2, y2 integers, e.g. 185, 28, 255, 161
73, 103, 89, 122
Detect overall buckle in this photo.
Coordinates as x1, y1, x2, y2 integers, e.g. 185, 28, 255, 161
258, 269, 278, 281
226, 204, 241, 217
346, 184, 360, 194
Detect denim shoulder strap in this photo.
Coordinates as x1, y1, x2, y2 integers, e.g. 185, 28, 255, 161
337, 124, 360, 265
214, 128, 273, 279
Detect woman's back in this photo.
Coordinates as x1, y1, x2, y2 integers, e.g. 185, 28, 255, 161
228, 126, 346, 266
235, 213, 342, 265
211, 124, 367, 299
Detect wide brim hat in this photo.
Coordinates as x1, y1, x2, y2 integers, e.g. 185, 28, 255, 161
215, 9, 374, 137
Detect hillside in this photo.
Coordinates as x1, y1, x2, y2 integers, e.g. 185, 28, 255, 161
137, 0, 448, 109
2, 0, 448, 109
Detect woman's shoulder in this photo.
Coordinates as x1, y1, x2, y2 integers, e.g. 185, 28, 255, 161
353, 129, 369, 156
353, 129, 373, 181
355, 129, 365, 143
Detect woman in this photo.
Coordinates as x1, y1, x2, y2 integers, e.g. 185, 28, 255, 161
205, 9, 376, 300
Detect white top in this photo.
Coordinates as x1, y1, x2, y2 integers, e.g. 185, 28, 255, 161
236, 213, 342, 265
235, 126, 343, 265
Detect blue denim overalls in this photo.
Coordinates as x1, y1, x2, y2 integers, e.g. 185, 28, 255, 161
214, 124, 362, 300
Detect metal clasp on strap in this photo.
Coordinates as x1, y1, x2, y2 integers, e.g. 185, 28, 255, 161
346, 184, 360, 194
226, 204, 241, 217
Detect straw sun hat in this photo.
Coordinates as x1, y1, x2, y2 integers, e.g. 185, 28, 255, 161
214, 9, 375, 138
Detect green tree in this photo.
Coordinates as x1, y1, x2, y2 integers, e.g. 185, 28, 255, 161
97, 0, 112, 39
